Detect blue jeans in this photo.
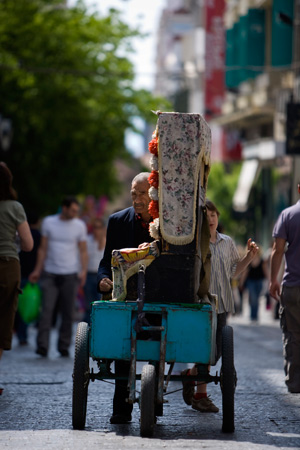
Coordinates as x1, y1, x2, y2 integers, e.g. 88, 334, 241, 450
247, 279, 263, 321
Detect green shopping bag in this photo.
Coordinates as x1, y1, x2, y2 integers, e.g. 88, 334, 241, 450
18, 282, 41, 324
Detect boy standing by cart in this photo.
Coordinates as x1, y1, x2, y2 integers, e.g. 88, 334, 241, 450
182, 200, 259, 412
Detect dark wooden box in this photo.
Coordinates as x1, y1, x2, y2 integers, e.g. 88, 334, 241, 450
144, 249, 201, 303
125, 206, 206, 303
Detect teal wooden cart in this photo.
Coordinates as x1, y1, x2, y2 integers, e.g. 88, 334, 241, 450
72, 272, 237, 436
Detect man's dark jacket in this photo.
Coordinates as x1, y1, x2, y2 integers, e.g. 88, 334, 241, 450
97, 206, 138, 293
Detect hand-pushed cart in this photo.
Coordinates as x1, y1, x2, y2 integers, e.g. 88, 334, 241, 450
72, 268, 237, 436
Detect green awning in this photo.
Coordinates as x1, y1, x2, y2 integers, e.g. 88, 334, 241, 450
271, 0, 294, 66
225, 9, 265, 88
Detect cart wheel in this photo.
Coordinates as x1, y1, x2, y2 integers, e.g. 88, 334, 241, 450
140, 364, 156, 437
72, 322, 90, 430
154, 361, 163, 417
220, 325, 236, 433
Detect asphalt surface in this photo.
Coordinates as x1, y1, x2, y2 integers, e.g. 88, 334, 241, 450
0, 297, 299, 449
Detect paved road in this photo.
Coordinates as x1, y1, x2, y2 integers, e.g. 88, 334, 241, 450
0, 298, 299, 449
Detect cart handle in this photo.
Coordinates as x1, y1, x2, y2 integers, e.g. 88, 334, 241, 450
140, 326, 165, 332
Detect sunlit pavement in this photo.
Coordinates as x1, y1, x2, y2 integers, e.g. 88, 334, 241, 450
0, 296, 299, 450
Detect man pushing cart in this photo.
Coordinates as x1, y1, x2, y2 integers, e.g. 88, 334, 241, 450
72, 112, 238, 437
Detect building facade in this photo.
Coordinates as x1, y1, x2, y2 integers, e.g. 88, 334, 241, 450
213, 0, 299, 247
154, 0, 300, 248
154, 0, 206, 114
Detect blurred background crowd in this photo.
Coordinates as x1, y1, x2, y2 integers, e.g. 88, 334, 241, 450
0, 0, 298, 340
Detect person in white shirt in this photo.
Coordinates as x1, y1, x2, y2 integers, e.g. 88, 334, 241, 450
29, 196, 88, 357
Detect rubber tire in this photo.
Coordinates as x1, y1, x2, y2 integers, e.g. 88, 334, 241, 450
140, 364, 156, 437
220, 325, 236, 433
154, 362, 163, 417
72, 322, 90, 430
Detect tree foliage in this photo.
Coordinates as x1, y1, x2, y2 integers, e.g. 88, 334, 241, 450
0, 0, 170, 214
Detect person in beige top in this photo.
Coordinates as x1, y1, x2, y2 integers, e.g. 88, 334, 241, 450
0, 162, 33, 394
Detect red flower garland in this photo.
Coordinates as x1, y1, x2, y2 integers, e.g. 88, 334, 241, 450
148, 137, 158, 156
148, 200, 159, 219
148, 170, 159, 189
148, 130, 159, 226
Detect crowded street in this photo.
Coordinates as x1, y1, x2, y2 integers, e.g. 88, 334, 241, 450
0, 298, 299, 450
1, 2, 300, 450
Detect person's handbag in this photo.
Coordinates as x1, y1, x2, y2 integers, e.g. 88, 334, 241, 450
18, 282, 41, 324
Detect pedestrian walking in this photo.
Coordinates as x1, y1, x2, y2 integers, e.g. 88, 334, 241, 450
232, 244, 246, 315
269, 181, 300, 393
0, 162, 33, 393
83, 217, 106, 324
29, 196, 88, 358
182, 199, 259, 412
97, 172, 153, 424
15, 210, 41, 345
240, 248, 269, 322
264, 243, 284, 320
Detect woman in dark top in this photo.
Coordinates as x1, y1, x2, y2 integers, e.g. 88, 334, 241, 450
15, 211, 41, 345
